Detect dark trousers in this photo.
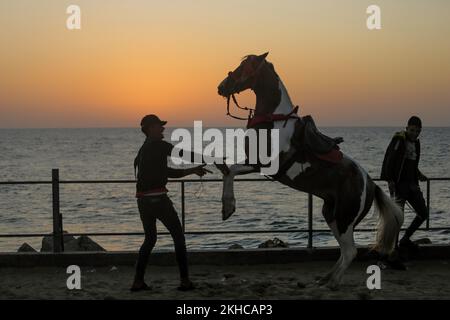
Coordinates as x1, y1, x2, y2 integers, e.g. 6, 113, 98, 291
391, 182, 429, 240
134, 194, 188, 282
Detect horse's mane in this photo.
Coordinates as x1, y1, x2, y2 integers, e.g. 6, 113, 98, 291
266, 62, 279, 79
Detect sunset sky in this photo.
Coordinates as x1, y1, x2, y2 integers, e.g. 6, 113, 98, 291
1, 0, 449, 128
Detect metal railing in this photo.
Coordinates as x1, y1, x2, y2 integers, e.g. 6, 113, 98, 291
1, 169, 449, 252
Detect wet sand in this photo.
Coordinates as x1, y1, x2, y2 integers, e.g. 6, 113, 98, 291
1, 259, 449, 300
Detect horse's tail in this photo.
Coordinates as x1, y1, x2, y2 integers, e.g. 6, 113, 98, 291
372, 184, 404, 255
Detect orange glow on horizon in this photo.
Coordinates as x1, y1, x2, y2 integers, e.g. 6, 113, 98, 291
1, 0, 450, 127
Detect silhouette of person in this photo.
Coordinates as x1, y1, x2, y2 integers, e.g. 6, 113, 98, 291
381, 116, 428, 266
130, 114, 211, 292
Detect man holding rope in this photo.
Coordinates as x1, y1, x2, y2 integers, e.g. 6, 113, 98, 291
130, 114, 211, 292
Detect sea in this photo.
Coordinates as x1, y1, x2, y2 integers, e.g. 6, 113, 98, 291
1, 127, 449, 252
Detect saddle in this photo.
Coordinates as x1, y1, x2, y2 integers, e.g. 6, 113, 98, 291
292, 115, 343, 164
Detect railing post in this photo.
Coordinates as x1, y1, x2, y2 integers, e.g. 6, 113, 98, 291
181, 181, 185, 233
52, 169, 63, 252
426, 179, 430, 229
307, 193, 313, 249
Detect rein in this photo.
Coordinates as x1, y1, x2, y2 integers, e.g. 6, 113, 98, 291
226, 94, 254, 121
226, 94, 300, 128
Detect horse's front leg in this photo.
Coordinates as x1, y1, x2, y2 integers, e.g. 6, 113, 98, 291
216, 164, 259, 220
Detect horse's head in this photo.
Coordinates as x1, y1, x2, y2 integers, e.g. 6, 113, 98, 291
218, 52, 269, 98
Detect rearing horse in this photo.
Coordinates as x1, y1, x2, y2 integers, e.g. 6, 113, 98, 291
216, 52, 404, 289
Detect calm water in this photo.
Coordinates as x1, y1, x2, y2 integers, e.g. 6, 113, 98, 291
1, 127, 450, 252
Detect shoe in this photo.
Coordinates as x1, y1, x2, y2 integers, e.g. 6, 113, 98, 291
377, 259, 388, 270
130, 282, 152, 292
387, 258, 407, 271
377, 258, 407, 271
178, 280, 195, 291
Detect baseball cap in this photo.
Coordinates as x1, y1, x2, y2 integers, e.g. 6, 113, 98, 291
140, 114, 167, 128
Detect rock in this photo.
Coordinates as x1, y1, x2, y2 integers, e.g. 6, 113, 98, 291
77, 236, 105, 251
64, 236, 106, 252
41, 232, 105, 252
64, 238, 82, 252
41, 231, 76, 252
414, 238, 432, 245
17, 243, 37, 252
228, 244, 244, 250
258, 240, 274, 248
258, 237, 289, 248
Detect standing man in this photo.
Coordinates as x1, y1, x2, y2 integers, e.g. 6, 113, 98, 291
381, 116, 428, 252
130, 114, 210, 292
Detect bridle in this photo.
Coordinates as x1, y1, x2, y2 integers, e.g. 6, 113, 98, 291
224, 57, 300, 128
225, 57, 263, 121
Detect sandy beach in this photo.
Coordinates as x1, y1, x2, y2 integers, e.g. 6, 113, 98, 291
1, 259, 449, 300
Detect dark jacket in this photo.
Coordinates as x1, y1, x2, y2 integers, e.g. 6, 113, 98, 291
380, 131, 421, 184
134, 138, 185, 193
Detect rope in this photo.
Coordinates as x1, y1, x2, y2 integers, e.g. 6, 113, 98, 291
226, 95, 253, 121
194, 175, 204, 198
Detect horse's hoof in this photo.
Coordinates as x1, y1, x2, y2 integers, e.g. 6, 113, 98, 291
222, 198, 236, 220
222, 207, 235, 220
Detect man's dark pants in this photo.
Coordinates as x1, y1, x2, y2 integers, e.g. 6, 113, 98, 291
135, 195, 188, 281
391, 182, 429, 241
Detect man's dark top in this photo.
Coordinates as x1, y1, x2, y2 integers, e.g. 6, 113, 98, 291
134, 138, 178, 193
380, 131, 421, 184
